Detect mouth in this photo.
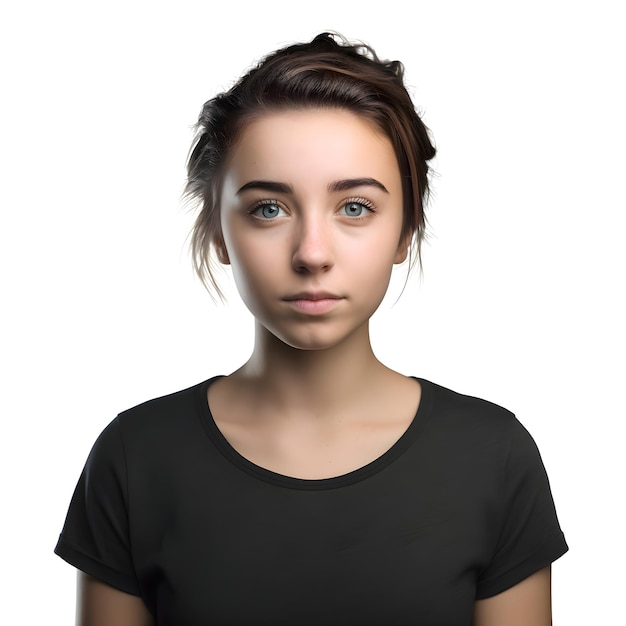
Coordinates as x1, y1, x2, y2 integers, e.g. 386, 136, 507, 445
284, 291, 343, 301
283, 292, 344, 314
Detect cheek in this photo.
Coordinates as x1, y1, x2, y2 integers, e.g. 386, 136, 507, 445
226, 235, 279, 305
353, 225, 403, 271
363, 257, 396, 293
346, 241, 398, 300
229, 246, 259, 290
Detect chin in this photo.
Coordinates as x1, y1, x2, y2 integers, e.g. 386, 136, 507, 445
275, 332, 340, 352
267, 321, 366, 353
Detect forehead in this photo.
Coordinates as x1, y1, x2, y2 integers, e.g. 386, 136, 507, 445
223, 108, 400, 188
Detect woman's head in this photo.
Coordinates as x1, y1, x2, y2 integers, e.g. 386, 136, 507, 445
185, 32, 436, 299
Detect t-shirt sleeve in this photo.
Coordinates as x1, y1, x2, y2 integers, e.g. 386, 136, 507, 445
475, 417, 568, 599
54, 417, 140, 595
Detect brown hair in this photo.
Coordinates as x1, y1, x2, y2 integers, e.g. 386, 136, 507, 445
185, 32, 436, 299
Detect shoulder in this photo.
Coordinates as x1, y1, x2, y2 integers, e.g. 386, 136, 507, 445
417, 378, 541, 468
422, 378, 511, 413
421, 378, 518, 430
80, 376, 224, 496
118, 377, 213, 419
114, 376, 219, 435
86, 377, 220, 466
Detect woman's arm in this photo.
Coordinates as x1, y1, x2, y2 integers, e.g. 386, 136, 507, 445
76, 572, 155, 626
471, 566, 552, 626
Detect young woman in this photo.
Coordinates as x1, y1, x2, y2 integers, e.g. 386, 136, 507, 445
55, 33, 568, 625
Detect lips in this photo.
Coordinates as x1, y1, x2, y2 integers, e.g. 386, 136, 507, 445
283, 292, 344, 314
284, 291, 343, 301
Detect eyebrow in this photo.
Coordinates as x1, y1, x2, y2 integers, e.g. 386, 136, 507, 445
236, 177, 389, 195
237, 180, 292, 194
329, 177, 389, 193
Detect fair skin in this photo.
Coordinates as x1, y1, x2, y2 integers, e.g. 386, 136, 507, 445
77, 573, 154, 626
212, 108, 420, 479
76, 108, 552, 625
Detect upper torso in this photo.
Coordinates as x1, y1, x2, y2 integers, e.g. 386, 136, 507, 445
55, 376, 568, 625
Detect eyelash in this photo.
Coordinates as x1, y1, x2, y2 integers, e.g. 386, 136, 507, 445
339, 197, 376, 220
247, 197, 376, 221
248, 199, 286, 220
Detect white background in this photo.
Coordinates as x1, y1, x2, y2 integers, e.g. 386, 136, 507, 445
1, 1, 624, 623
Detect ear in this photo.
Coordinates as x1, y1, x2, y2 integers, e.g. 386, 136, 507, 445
214, 235, 230, 265
393, 232, 412, 264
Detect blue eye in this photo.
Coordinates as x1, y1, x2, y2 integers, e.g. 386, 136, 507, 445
251, 202, 284, 219
341, 201, 372, 217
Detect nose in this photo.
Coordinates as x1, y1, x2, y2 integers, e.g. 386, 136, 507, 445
291, 214, 334, 274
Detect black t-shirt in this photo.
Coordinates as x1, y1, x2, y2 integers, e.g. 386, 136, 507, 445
55, 377, 568, 625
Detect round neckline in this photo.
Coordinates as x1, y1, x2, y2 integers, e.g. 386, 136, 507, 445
195, 376, 434, 491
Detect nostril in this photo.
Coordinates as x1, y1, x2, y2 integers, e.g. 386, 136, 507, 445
291, 237, 333, 273
292, 257, 332, 273
292, 242, 332, 270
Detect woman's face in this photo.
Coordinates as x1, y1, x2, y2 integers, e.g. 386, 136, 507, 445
219, 108, 407, 351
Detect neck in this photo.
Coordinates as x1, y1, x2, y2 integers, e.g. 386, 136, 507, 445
232, 321, 389, 418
